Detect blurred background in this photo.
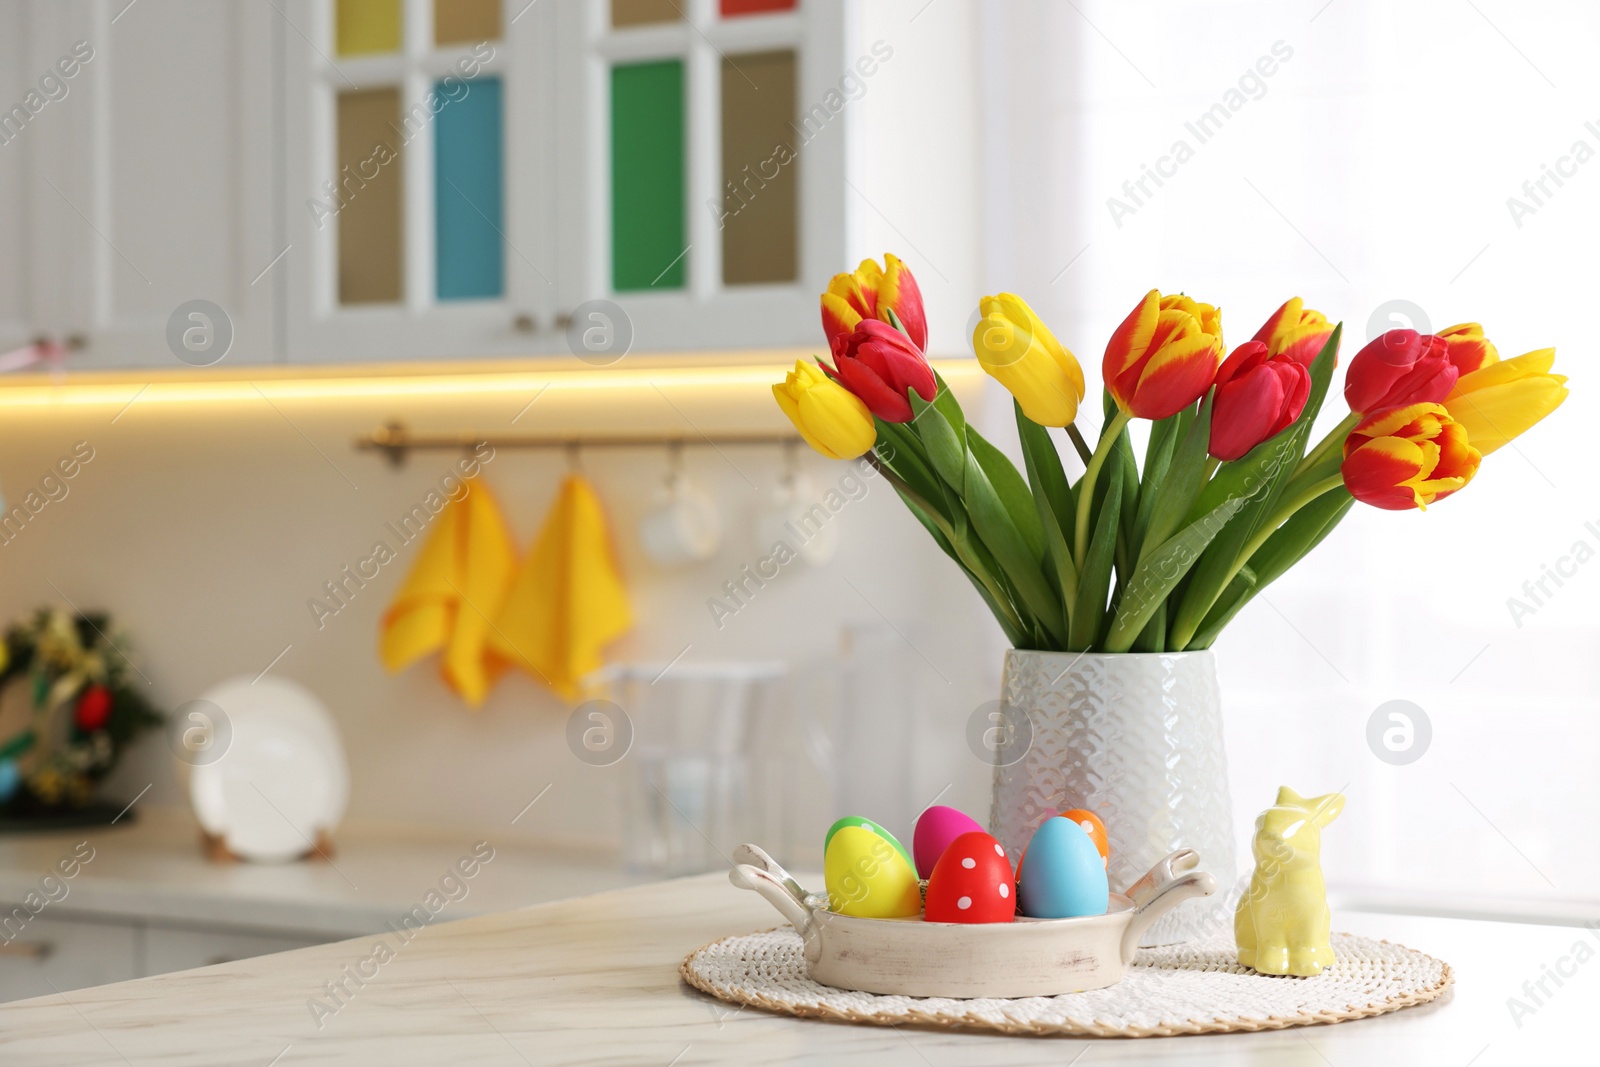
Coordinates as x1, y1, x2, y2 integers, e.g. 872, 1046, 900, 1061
0, 0, 1593, 999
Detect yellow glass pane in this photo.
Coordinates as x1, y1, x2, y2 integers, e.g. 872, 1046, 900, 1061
337, 0, 401, 56
612, 0, 682, 28
336, 88, 405, 304
720, 51, 797, 285
435, 0, 501, 45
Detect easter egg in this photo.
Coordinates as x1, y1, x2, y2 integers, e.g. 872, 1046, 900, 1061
912, 805, 985, 879
824, 816, 912, 869
924, 831, 1015, 923
75, 685, 113, 732
1060, 808, 1109, 867
0, 759, 19, 804
824, 825, 922, 918
1017, 814, 1109, 918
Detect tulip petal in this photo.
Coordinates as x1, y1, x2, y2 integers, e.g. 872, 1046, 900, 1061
1451, 348, 1556, 393
1105, 289, 1160, 381
1343, 436, 1429, 510
1129, 332, 1221, 420
821, 292, 863, 350
834, 352, 913, 422
1445, 375, 1569, 456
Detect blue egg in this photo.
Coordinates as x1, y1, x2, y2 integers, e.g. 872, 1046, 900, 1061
0, 759, 19, 804
1017, 815, 1110, 918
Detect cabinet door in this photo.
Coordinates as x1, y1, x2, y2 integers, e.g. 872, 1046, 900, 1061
282, 0, 558, 362
555, 0, 846, 353
0, 911, 139, 1004
10, 0, 277, 370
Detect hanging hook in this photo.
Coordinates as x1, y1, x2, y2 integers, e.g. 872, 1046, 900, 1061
665, 438, 685, 485
781, 437, 800, 488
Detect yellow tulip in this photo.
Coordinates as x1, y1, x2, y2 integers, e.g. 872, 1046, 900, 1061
972, 293, 1086, 427
772, 360, 877, 460
1442, 348, 1569, 456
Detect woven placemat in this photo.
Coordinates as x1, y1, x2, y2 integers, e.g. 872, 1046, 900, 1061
680, 928, 1452, 1037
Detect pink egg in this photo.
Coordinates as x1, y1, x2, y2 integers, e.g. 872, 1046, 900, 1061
912, 805, 986, 879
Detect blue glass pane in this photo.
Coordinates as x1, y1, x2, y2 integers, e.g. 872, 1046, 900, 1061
435, 76, 504, 301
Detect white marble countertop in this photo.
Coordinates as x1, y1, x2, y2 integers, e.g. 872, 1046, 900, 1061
0, 807, 639, 937
0, 868, 1590, 1065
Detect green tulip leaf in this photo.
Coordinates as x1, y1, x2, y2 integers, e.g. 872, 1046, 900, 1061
1186, 487, 1353, 649
1103, 493, 1249, 652
968, 425, 1046, 563
1070, 471, 1122, 650
1140, 391, 1214, 558
908, 390, 967, 495
962, 450, 1068, 647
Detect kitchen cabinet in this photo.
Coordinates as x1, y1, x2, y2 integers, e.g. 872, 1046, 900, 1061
0, 912, 139, 1002
0, 0, 279, 369
0, 0, 976, 367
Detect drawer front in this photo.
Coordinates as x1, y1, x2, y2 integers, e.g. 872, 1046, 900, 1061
142, 924, 324, 975
0, 910, 140, 1003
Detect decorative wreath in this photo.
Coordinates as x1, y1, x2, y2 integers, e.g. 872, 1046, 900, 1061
0, 607, 163, 812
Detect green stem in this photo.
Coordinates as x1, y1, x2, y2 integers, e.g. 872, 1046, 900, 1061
1222, 475, 1345, 590
1294, 412, 1360, 479
1203, 456, 1221, 482
1073, 410, 1132, 565
1065, 424, 1094, 467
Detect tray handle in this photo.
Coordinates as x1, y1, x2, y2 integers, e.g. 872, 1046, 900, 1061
1118, 849, 1217, 962
729, 844, 819, 956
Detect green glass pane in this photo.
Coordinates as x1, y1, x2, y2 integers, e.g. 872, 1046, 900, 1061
336, 0, 401, 56
611, 60, 686, 291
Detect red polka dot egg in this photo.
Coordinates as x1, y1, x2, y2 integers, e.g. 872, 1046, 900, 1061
923, 831, 1015, 924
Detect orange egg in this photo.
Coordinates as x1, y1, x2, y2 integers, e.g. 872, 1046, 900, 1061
1060, 808, 1109, 867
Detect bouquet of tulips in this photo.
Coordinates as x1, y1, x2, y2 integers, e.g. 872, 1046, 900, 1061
773, 255, 1569, 653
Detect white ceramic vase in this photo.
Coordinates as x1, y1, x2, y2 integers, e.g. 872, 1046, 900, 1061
989, 649, 1236, 945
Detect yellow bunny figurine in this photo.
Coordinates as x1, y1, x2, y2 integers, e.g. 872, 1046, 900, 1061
1235, 786, 1345, 977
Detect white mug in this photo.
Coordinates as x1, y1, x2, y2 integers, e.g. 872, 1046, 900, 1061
639, 473, 721, 565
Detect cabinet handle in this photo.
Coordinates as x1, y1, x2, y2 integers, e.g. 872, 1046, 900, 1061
512, 313, 537, 334
0, 940, 53, 960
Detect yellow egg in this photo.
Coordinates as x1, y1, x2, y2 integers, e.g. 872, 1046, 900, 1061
823, 825, 922, 918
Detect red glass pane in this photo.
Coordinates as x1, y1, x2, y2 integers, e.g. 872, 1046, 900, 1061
720, 0, 796, 17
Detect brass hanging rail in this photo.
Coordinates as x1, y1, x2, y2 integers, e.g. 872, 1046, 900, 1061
354, 420, 801, 467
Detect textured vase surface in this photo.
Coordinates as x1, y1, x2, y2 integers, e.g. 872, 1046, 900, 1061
990, 649, 1236, 944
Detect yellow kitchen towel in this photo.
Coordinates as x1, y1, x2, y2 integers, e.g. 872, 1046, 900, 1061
379, 479, 516, 707
490, 475, 632, 702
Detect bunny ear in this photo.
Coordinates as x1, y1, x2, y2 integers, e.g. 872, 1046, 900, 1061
1275, 785, 1309, 808
1308, 793, 1346, 828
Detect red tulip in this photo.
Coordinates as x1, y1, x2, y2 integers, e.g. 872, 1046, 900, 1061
75, 685, 112, 731
1209, 340, 1311, 461
1342, 402, 1480, 510
821, 254, 928, 352
1252, 296, 1334, 366
1436, 322, 1499, 375
1104, 290, 1224, 420
824, 319, 936, 423
1343, 329, 1457, 415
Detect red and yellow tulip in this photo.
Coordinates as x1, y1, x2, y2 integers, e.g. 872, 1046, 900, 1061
1208, 340, 1311, 461
972, 293, 1086, 427
1342, 329, 1457, 415
773, 360, 877, 460
1443, 348, 1568, 456
825, 318, 936, 423
821, 254, 928, 353
1252, 297, 1334, 366
1436, 322, 1499, 375
1103, 290, 1224, 420
1341, 402, 1480, 511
